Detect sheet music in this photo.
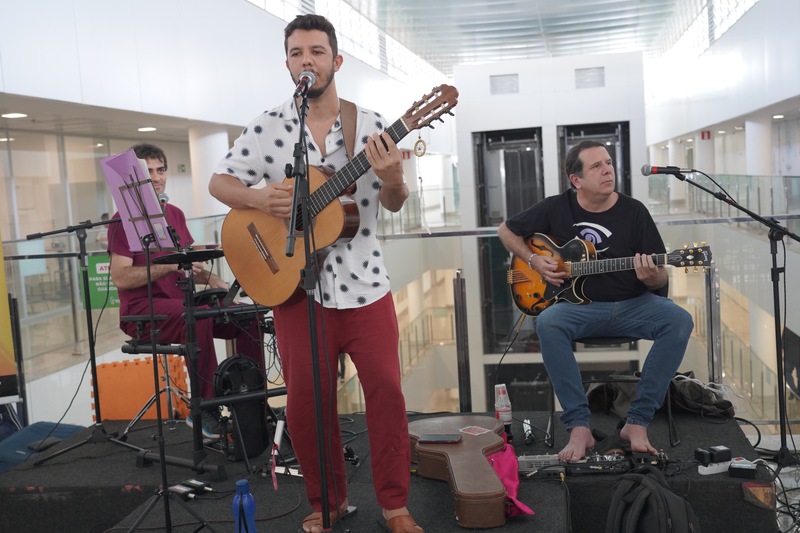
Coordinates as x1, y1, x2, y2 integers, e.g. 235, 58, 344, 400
100, 149, 178, 252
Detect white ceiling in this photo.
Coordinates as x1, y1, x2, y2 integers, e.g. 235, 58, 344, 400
2, 1, 797, 144
350, 0, 678, 76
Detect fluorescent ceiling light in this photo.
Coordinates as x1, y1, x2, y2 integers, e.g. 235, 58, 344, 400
138, 126, 157, 132
1, 112, 27, 119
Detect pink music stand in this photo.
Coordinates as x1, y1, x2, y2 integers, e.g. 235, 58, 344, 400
100, 149, 177, 252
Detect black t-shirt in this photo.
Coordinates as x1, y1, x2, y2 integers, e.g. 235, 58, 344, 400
505, 189, 666, 302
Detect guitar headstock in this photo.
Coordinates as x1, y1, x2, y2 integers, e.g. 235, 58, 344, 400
666, 243, 712, 271
401, 85, 459, 132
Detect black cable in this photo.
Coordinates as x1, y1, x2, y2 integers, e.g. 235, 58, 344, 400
492, 312, 525, 387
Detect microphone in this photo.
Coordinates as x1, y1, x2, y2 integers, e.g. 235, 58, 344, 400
293, 71, 316, 98
158, 193, 169, 211
641, 164, 693, 176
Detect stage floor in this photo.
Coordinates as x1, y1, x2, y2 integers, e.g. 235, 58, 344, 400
0, 410, 776, 532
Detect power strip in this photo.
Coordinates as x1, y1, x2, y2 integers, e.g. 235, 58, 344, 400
698, 460, 731, 475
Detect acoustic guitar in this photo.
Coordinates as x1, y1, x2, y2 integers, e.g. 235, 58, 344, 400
507, 233, 712, 316
221, 85, 459, 307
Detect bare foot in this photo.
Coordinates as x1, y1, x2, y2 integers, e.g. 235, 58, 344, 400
620, 423, 658, 455
558, 426, 595, 462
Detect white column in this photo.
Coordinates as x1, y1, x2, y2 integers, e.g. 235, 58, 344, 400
648, 145, 660, 166
188, 126, 230, 217
668, 139, 686, 206
694, 130, 715, 175
667, 139, 685, 167
745, 117, 772, 176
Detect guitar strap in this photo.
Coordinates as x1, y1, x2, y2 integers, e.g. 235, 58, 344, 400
339, 98, 357, 161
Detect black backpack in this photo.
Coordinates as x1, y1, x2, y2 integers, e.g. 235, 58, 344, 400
606, 465, 701, 533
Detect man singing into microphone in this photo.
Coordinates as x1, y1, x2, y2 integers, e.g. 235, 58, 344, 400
106, 143, 265, 439
497, 140, 694, 463
208, 14, 423, 533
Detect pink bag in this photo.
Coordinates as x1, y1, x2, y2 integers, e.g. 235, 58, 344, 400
486, 442, 534, 517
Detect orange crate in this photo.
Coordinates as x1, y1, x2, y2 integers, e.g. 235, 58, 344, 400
92, 356, 190, 421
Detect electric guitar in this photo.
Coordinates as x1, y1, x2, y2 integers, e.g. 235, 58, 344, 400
221, 85, 459, 307
507, 233, 712, 316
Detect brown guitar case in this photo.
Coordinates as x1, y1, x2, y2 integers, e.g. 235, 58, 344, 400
408, 415, 507, 528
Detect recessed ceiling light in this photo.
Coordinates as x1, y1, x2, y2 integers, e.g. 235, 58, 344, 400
1, 112, 27, 119
773, 114, 784, 120
734, 125, 744, 131
717, 130, 726, 134
0, 137, 14, 142
138, 126, 157, 132
95, 143, 104, 148
686, 138, 693, 142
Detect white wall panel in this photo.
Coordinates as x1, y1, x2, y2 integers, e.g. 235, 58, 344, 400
0, 1, 83, 101
454, 51, 647, 227
0, 0, 458, 153
645, 0, 800, 144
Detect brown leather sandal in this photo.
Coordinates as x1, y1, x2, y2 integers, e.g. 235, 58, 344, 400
378, 514, 424, 533
299, 503, 355, 533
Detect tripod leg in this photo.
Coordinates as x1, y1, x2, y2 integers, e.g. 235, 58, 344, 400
118, 388, 167, 439
33, 424, 111, 466
169, 492, 220, 533
127, 490, 170, 532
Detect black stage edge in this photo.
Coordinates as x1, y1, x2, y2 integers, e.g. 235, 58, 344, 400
0, 412, 775, 532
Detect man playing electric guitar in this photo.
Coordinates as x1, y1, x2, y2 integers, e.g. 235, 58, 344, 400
497, 140, 694, 463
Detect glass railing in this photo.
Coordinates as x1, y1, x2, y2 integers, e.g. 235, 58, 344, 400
648, 173, 800, 243
4, 176, 798, 430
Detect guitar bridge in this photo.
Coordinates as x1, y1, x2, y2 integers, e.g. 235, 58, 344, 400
247, 223, 279, 274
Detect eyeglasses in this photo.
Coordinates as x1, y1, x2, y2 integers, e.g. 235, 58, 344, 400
148, 166, 168, 175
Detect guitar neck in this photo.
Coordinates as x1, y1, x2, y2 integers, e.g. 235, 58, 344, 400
570, 253, 668, 277
309, 118, 410, 217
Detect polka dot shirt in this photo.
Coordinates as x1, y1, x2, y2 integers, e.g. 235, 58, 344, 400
214, 98, 394, 309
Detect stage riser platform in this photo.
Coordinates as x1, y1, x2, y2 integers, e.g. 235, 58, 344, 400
0, 412, 775, 532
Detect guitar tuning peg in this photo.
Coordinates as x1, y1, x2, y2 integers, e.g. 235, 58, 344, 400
692, 242, 699, 247
428, 124, 436, 129
682, 243, 688, 249
684, 267, 689, 273
701, 241, 707, 246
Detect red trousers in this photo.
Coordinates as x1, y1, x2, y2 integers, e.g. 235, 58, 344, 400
273, 291, 410, 511
122, 297, 264, 398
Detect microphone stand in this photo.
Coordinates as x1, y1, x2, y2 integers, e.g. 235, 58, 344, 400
28, 216, 118, 465
669, 170, 800, 470
285, 92, 334, 530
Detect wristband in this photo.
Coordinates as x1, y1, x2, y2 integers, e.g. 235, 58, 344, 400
526, 253, 536, 269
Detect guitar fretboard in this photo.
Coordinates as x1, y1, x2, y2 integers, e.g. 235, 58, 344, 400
569, 253, 667, 277
308, 118, 410, 217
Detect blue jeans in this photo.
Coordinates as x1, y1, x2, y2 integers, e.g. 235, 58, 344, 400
535, 292, 693, 430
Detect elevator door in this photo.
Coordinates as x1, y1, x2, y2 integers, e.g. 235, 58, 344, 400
473, 128, 543, 227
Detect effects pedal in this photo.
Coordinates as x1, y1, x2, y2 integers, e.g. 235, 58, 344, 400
564, 453, 634, 475
518, 453, 560, 474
